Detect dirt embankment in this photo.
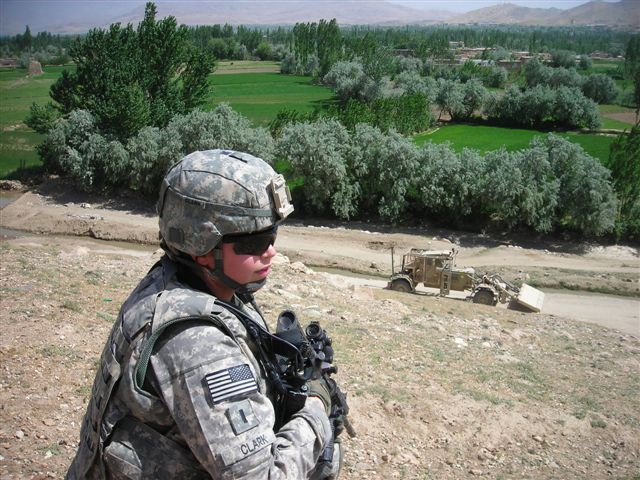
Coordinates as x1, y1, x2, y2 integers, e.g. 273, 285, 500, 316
1, 180, 639, 479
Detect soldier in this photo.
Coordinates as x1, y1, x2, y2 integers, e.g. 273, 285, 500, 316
66, 150, 340, 479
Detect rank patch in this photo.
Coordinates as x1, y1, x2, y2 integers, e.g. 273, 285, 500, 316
226, 399, 259, 435
205, 364, 258, 404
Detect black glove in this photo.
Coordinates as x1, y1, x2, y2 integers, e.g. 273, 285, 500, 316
307, 377, 331, 414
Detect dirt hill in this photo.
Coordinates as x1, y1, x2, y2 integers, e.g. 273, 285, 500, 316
0, 184, 638, 479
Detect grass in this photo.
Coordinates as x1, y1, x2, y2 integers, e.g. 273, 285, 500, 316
413, 124, 615, 164
207, 72, 335, 126
598, 103, 637, 130
0, 66, 67, 177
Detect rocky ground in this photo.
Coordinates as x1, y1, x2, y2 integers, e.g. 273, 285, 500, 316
0, 180, 639, 479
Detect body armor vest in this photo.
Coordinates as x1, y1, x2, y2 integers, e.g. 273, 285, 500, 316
65, 257, 252, 479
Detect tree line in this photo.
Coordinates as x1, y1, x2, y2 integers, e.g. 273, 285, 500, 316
39, 105, 623, 238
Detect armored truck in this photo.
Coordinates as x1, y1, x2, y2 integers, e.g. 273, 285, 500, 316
387, 248, 544, 312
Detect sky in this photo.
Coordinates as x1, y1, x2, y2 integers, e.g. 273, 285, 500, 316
0, 0, 619, 36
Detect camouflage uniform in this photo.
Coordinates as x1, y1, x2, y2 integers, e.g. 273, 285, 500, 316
66, 150, 333, 479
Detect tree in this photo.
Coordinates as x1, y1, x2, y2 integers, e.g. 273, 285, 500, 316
35, 2, 214, 140
323, 60, 378, 103
578, 54, 593, 70
435, 79, 464, 121
208, 38, 229, 59
624, 34, 640, 80
254, 41, 273, 60
544, 135, 616, 236
550, 49, 576, 68
581, 73, 620, 104
624, 35, 640, 122
607, 126, 640, 239
17, 25, 32, 51
523, 58, 550, 87
277, 118, 356, 218
451, 78, 486, 121
316, 19, 342, 77
350, 124, 418, 219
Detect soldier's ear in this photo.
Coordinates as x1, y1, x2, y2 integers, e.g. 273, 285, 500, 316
192, 252, 215, 268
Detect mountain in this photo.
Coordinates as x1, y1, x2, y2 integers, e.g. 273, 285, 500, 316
100, 1, 451, 30
449, 0, 639, 28
449, 4, 562, 25
555, 0, 640, 27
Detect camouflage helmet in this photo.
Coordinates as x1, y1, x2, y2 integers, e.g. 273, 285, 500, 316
158, 149, 293, 257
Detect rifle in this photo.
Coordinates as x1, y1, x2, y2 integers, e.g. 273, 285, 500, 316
276, 312, 356, 475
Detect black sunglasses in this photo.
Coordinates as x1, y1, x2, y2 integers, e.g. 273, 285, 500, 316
222, 227, 278, 255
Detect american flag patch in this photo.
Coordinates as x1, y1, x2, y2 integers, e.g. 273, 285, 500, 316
205, 364, 258, 404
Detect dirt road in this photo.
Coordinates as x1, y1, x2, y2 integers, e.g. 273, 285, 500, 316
1, 182, 638, 335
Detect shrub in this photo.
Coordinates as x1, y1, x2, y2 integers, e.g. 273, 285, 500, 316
581, 73, 620, 104
484, 85, 600, 129
323, 60, 382, 103
277, 118, 356, 218
350, 124, 418, 219
127, 104, 275, 196
126, 126, 183, 196
38, 110, 131, 190
413, 142, 485, 224
25, 102, 60, 134
482, 65, 508, 88
394, 71, 437, 102
544, 135, 617, 236
550, 49, 576, 69
607, 126, 640, 240
42, 104, 275, 196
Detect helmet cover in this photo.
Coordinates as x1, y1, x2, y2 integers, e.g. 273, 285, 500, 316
158, 149, 293, 257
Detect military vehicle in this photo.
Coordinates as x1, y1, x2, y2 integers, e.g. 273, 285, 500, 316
387, 248, 544, 312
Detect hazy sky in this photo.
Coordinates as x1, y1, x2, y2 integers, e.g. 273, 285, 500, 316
0, 0, 617, 36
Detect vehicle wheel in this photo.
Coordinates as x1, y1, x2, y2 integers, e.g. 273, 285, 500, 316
391, 278, 413, 293
473, 289, 496, 306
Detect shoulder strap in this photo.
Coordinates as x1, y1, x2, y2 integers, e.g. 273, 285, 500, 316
134, 291, 238, 390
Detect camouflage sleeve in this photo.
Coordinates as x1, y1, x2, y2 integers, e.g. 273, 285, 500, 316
149, 321, 332, 479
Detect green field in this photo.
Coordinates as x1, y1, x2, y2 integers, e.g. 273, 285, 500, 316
0, 66, 67, 176
413, 124, 615, 164
207, 72, 335, 125
598, 104, 637, 130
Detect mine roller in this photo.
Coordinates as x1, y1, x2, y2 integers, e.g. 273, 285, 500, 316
387, 248, 544, 312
